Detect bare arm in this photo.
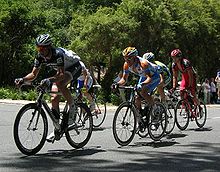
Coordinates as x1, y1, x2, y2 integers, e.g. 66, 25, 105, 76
172, 68, 178, 88
23, 67, 40, 82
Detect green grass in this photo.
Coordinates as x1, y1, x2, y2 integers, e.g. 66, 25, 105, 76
0, 87, 48, 101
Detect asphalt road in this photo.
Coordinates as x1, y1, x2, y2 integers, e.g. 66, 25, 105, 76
0, 101, 220, 172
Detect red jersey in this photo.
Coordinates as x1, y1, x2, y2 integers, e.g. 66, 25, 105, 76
172, 58, 196, 93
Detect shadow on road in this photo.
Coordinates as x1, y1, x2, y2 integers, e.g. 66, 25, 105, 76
1, 142, 220, 172
131, 140, 179, 148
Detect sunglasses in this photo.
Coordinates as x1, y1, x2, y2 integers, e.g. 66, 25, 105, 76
124, 56, 133, 61
36, 46, 47, 52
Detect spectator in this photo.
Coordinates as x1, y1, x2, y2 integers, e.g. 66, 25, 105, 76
210, 77, 217, 104
215, 71, 220, 101
202, 78, 211, 104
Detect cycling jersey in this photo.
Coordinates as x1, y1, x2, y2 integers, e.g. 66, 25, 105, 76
172, 58, 196, 94
154, 61, 171, 86
123, 57, 161, 93
34, 47, 82, 80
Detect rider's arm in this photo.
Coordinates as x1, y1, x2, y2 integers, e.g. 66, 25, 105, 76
139, 60, 152, 85
82, 69, 90, 88
187, 68, 194, 88
23, 67, 40, 82
118, 63, 129, 85
172, 67, 178, 89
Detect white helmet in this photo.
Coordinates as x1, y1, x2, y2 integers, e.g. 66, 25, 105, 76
143, 52, 155, 61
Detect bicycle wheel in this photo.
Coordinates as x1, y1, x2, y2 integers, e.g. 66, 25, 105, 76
148, 102, 167, 141
13, 103, 48, 156
65, 103, 93, 148
165, 101, 175, 134
112, 102, 137, 146
195, 101, 207, 128
175, 99, 190, 130
92, 98, 106, 127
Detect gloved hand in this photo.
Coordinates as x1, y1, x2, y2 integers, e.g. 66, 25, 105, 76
40, 78, 51, 90
136, 83, 142, 91
14, 78, 24, 86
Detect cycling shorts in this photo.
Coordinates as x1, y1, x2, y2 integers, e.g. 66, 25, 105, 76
77, 76, 93, 91
138, 73, 161, 93
180, 77, 196, 96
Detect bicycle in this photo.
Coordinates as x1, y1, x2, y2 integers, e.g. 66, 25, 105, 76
175, 89, 207, 130
70, 84, 107, 128
13, 83, 93, 156
112, 85, 167, 146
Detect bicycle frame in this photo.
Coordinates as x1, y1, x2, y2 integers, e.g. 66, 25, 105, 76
35, 87, 68, 130
181, 90, 197, 118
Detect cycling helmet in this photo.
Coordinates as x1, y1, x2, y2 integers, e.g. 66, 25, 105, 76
36, 34, 52, 46
171, 49, 182, 58
122, 47, 138, 57
143, 52, 155, 61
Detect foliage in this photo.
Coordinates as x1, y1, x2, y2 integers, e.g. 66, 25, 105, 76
0, 0, 220, 102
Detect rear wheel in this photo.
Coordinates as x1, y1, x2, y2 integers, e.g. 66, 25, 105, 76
175, 100, 190, 130
14, 103, 48, 156
112, 102, 137, 146
65, 103, 93, 148
148, 102, 167, 141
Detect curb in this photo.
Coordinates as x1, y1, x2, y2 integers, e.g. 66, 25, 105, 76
0, 99, 118, 110
0, 99, 220, 109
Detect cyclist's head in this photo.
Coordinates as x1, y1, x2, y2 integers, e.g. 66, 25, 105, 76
122, 47, 138, 65
36, 34, 52, 46
143, 52, 155, 62
35, 34, 52, 56
122, 47, 138, 57
171, 49, 182, 58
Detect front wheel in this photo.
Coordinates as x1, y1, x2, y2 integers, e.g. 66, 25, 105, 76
175, 100, 190, 130
13, 103, 48, 156
195, 101, 207, 128
112, 102, 137, 146
65, 103, 93, 148
165, 101, 176, 135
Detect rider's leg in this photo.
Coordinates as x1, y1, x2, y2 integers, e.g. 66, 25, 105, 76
157, 83, 166, 102
51, 83, 61, 115
56, 72, 75, 125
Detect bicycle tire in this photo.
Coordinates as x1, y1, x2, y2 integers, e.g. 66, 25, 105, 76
65, 103, 93, 148
92, 98, 107, 128
112, 102, 137, 146
13, 103, 48, 156
175, 99, 190, 130
148, 102, 167, 141
195, 101, 207, 128
165, 101, 176, 134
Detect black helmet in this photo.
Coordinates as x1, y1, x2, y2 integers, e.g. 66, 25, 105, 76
36, 34, 52, 46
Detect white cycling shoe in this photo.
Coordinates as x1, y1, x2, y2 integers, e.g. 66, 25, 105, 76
46, 131, 55, 143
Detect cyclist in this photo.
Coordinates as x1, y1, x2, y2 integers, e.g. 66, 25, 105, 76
76, 61, 96, 112
113, 47, 161, 127
15, 34, 82, 141
143, 52, 171, 103
170, 49, 199, 105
